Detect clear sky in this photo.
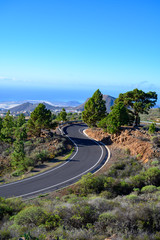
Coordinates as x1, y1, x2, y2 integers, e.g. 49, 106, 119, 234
0, 0, 160, 102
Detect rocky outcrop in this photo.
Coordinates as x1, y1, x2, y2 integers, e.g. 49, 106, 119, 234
85, 127, 160, 163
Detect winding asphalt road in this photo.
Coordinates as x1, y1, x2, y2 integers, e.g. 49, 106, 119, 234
0, 123, 108, 199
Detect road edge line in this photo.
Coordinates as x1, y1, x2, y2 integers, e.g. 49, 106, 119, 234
83, 129, 111, 174
8, 125, 110, 200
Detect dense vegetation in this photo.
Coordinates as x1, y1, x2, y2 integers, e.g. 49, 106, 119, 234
1, 148, 160, 240
82, 88, 158, 134
0, 104, 76, 179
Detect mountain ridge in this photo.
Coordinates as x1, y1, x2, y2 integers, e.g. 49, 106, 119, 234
2, 95, 116, 114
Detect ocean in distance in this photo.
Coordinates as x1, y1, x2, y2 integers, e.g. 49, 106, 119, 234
0, 86, 96, 103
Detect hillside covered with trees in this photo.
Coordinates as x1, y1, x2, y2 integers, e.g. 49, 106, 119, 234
0, 104, 76, 181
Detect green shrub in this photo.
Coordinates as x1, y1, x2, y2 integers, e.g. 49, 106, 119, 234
36, 150, 49, 163
114, 162, 126, 170
45, 213, 61, 230
97, 211, 117, 232
145, 167, 160, 186
133, 188, 140, 192
131, 173, 146, 188
107, 158, 142, 179
79, 173, 105, 195
0, 198, 14, 220
151, 160, 159, 166
0, 229, 11, 240
148, 123, 156, 134
14, 206, 46, 226
5, 197, 24, 213
107, 167, 118, 178
112, 180, 132, 195
69, 203, 97, 228
104, 177, 115, 191
141, 185, 157, 193
88, 198, 119, 213
125, 194, 139, 202
99, 191, 113, 199
54, 205, 72, 226
12, 168, 25, 176
67, 196, 80, 204
23, 157, 35, 168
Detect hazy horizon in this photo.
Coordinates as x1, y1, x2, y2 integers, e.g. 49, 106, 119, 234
0, 86, 116, 103
0, 85, 160, 106
0, 1, 160, 102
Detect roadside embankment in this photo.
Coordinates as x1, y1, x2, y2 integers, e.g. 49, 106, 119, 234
85, 127, 160, 163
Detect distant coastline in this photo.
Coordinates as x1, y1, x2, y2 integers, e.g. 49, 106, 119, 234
0, 100, 82, 110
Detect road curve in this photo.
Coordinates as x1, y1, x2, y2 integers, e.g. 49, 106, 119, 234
0, 123, 108, 199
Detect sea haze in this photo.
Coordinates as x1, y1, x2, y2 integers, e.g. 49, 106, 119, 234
0, 86, 95, 103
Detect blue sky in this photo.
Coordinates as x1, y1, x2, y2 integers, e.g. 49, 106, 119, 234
0, 0, 160, 102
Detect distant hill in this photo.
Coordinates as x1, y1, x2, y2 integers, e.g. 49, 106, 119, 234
75, 95, 116, 112
74, 98, 90, 111
9, 102, 62, 113
65, 101, 81, 107
5, 95, 116, 114
9, 102, 35, 113
103, 95, 116, 112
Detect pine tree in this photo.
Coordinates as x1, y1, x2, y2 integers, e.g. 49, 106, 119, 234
27, 103, 52, 137
59, 108, 67, 122
11, 140, 25, 169
14, 125, 27, 141
98, 102, 131, 133
114, 88, 157, 126
82, 89, 106, 127
1, 111, 14, 143
16, 113, 26, 127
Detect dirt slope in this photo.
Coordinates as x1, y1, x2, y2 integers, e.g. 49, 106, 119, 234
85, 127, 159, 163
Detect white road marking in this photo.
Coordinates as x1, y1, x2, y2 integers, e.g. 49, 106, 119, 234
6, 127, 105, 198
1, 125, 110, 199
0, 133, 78, 188
83, 129, 111, 174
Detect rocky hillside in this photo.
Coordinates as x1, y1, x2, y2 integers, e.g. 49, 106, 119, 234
85, 127, 160, 163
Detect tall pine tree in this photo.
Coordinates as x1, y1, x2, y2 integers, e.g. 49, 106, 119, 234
82, 89, 106, 127
59, 108, 67, 122
1, 111, 14, 143
27, 103, 52, 137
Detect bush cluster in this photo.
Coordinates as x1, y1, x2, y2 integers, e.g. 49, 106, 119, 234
1, 153, 160, 239
1, 192, 160, 239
